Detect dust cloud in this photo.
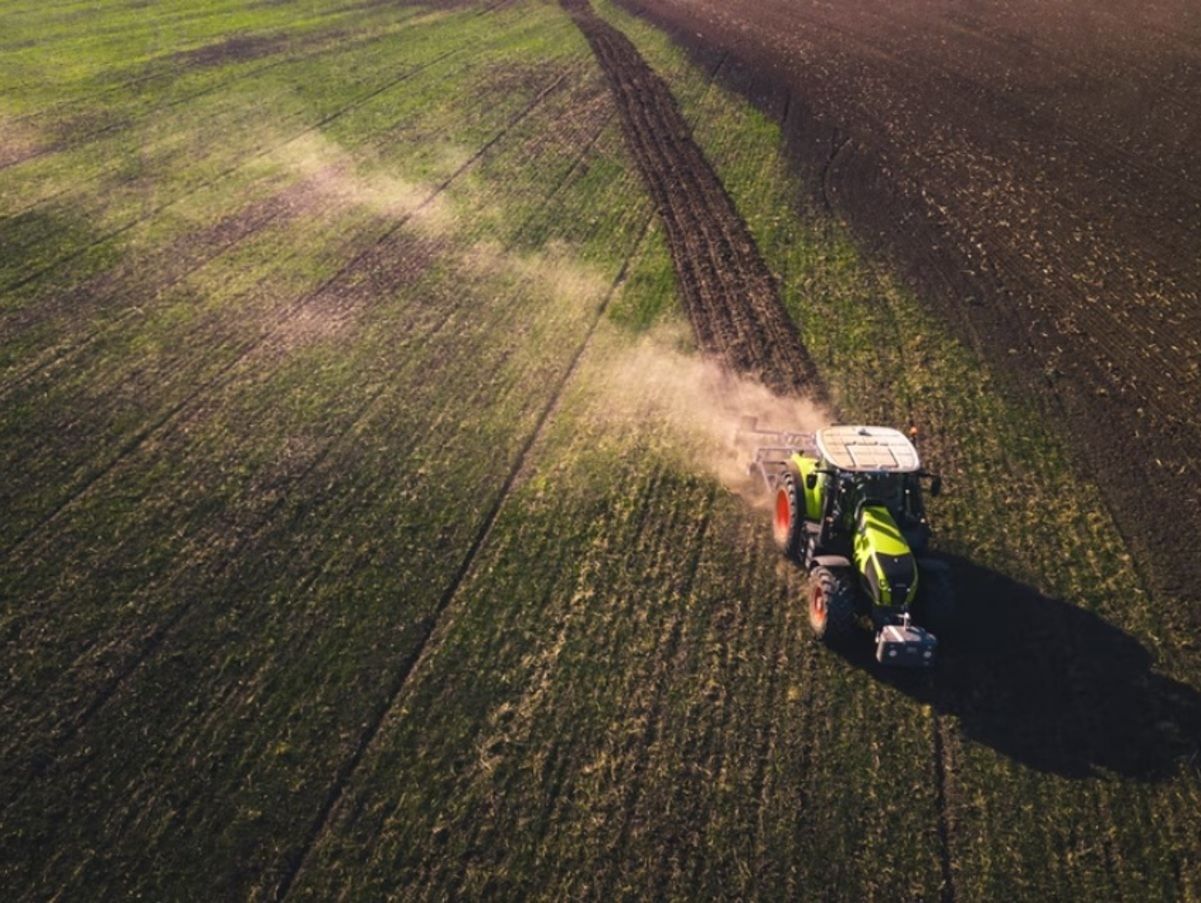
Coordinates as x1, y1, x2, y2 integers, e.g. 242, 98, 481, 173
596, 326, 831, 501
462, 239, 609, 306
264, 132, 450, 229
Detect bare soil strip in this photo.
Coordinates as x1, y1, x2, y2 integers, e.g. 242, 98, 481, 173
559, 0, 823, 401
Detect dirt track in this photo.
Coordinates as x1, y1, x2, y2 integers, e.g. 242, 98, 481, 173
560, 0, 824, 401
614, 0, 1201, 614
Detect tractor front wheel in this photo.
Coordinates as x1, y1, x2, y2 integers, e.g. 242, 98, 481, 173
772, 473, 803, 559
808, 566, 856, 643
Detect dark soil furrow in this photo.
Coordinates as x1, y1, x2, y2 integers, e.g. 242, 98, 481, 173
595, 30, 769, 367
560, 8, 970, 891
560, 0, 823, 400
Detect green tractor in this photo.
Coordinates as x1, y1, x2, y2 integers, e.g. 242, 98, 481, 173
739, 420, 953, 666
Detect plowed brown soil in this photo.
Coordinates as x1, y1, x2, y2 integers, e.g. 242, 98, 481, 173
614, 0, 1201, 614
561, 0, 824, 401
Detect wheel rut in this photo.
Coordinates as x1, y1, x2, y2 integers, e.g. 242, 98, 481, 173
560, 0, 824, 402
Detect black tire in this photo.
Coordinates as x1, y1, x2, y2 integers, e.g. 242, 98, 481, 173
917, 566, 956, 638
772, 472, 805, 559
808, 566, 856, 642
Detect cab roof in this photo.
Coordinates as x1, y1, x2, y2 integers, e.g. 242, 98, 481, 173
815, 425, 921, 473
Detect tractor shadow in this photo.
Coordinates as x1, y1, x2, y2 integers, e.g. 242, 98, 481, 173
832, 555, 1201, 780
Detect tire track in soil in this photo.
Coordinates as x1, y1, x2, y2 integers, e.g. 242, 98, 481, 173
0, 71, 570, 562
561, 4, 959, 896
272, 212, 657, 901
930, 713, 957, 902
559, 0, 823, 401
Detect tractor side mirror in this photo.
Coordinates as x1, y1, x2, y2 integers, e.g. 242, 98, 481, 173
806, 473, 818, 490
930, 476, 942, 497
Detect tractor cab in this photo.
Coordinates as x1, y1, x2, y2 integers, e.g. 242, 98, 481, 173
811, 425, 933, 554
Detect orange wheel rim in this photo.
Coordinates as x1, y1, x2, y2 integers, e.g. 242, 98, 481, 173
774, 488, 790, 541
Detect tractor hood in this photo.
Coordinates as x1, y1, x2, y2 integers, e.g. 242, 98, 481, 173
852, 505, 918, 608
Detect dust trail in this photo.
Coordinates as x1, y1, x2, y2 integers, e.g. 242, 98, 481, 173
594, 326, 831, 501
462, 239, 609, 302
260, 132, 452, 230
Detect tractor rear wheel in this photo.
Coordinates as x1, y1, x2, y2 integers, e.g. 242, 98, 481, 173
772, 473, 803, 559
808, 566, 856, 642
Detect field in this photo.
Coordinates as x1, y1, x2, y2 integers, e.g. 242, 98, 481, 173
1, 0, 1199, 899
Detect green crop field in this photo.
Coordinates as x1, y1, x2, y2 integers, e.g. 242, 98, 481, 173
2, 0, 1198, 899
